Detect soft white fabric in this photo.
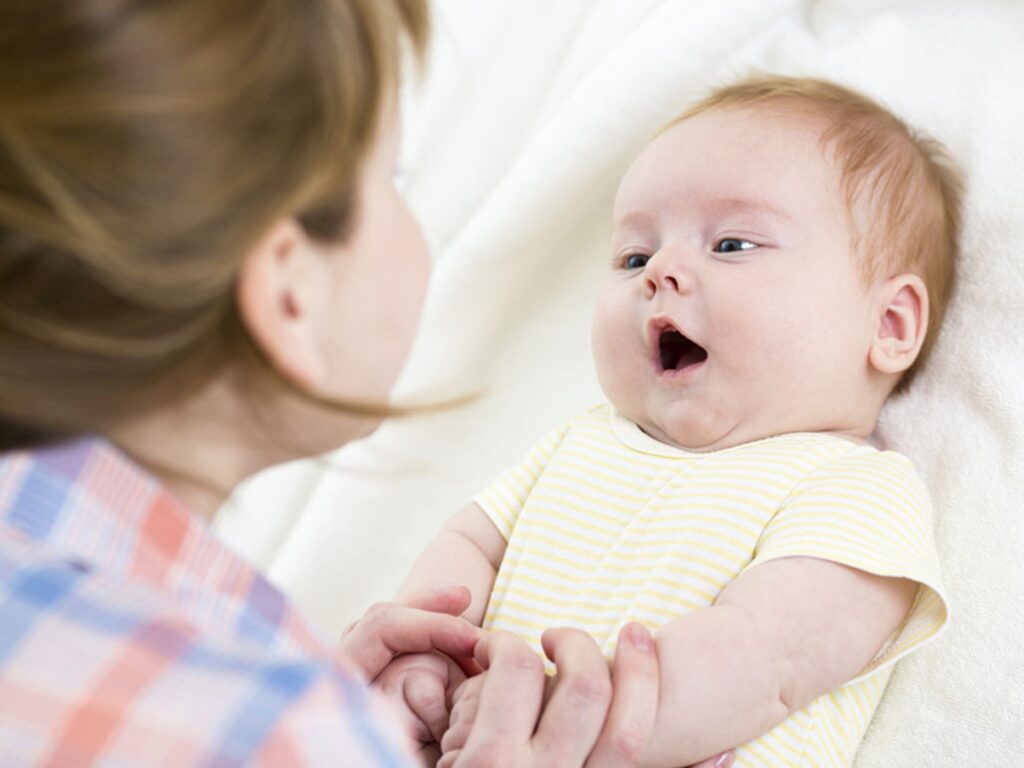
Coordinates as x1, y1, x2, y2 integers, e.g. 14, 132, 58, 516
214, 0, 1024, 763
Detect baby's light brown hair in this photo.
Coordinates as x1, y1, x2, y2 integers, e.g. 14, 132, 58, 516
669, 75, 962, 393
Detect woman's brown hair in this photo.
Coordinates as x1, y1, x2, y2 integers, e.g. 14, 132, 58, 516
0, 0, 429, 451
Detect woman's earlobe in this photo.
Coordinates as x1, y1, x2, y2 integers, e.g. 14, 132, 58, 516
236, 219, 328, 391
868, 275, 929, 376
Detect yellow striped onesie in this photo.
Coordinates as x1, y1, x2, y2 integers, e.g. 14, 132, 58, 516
476, 404, 948, 767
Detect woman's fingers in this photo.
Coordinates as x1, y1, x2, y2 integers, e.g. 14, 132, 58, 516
396, 586, 483, 676
468, 632, 547, 745
339, 598, 482, 680
342, 586, 470, 641
532, 627, 613, 765
397, 585, 473, 616
586, 622, 660, 768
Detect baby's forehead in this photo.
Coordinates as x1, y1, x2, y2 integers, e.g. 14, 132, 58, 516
614, 107, 846, 221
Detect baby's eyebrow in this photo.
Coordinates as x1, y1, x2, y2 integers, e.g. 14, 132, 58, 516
706, 196, 794, 222
615, 197, 795, 230
614, 210, 656, 231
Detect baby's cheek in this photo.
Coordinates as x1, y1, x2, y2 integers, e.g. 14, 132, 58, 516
592, 315, 640, 400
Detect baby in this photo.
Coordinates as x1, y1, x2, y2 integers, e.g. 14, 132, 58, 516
378, 76, 959, 767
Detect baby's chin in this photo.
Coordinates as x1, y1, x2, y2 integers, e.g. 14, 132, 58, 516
633, 414, 725, 453
636, 411, 769, 453
609, 389, 772, 452
645, 412, 871, 453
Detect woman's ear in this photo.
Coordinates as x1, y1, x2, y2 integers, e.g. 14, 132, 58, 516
868, 274, 929, 376
236, 219, 329, 391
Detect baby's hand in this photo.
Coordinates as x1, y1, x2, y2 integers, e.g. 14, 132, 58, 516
375, 651, 467, 759
437, 670, 486, 765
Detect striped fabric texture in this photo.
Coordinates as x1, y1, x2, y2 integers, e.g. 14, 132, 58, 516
476, 404, 949, 767
0, 437, 414, 767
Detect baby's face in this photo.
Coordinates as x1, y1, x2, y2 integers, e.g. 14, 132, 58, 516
592, 106, 880, 451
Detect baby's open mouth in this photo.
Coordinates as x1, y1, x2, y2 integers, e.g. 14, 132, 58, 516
658, 327, 708, 372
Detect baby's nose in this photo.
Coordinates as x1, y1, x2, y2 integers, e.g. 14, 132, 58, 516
647, 272, 680, 294
643, 253, 694, 297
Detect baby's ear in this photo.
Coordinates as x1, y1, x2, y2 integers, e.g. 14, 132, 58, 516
868, 274, 929, 376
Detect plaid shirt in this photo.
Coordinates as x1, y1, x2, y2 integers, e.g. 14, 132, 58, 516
0, 437, 415, 766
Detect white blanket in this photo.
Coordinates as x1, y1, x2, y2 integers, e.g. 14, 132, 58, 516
215, 0, 1024, 762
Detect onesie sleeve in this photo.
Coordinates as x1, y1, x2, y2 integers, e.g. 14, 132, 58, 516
745, 448, 949, 682
473, 420, 572, 541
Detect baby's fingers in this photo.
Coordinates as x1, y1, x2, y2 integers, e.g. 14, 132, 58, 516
404, 668, 450, 744
440, 676, 483, 757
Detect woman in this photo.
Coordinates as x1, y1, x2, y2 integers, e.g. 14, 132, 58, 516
0, 0, 677, 764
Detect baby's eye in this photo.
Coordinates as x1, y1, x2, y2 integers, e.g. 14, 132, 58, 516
621, 253, 650, 270
713, 238, 758, 254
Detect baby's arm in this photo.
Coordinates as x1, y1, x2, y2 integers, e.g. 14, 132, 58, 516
640, 556, 917, 767
375, 503, 505, 752
396, 501, 506, 625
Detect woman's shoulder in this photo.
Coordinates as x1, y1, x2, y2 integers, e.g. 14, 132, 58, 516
0, 527, 414, 766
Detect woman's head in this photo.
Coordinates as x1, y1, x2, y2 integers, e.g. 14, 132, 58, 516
0, 0, 429, 452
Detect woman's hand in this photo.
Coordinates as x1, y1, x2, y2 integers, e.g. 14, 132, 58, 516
593, 623, 735, 768
438, 622, 663, 767
339, 586, 483, 681
592, 623, 735, 768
